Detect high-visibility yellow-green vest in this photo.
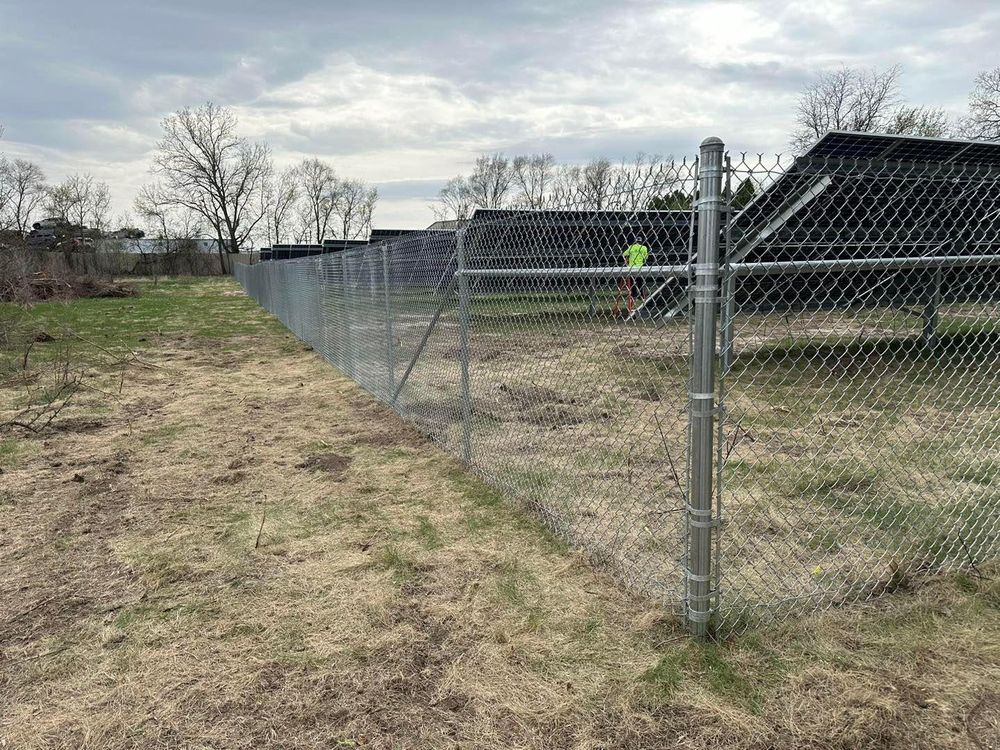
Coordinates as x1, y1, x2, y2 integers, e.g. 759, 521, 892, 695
624, 243, 649, 268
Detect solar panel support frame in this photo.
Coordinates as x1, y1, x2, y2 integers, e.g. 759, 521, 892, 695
922, 265, 943, 351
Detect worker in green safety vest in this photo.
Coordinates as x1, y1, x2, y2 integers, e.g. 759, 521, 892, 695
616, 239, 650, 316
624, 241, 649, 268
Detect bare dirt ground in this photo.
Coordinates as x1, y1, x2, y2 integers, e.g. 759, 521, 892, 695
1, 278, 999, 749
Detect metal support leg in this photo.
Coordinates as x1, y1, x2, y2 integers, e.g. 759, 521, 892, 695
456, 229, 473, 464
922, 266, 943, 351
687, 136, 725, 637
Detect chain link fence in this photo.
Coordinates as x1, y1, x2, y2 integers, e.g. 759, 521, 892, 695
236, 133, 1000, 635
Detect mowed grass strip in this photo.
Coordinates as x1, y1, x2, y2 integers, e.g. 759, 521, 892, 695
0, 277, 997, 749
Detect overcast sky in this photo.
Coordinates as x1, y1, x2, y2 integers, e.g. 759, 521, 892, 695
1, 0, 997, 231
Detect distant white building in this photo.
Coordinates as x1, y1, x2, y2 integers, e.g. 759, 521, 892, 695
96, 238, 232, 255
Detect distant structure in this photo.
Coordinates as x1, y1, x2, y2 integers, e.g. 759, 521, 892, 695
95, 238, 230, 255
25, 218, 96, 250
255, 223, 461, 262
425, 219, 466, 231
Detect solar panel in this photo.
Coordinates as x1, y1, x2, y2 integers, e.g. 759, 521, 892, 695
369, 229, 424, 242
727, 130, 1000, 313
465, 209, 692, 271
805, 130, 1000, 165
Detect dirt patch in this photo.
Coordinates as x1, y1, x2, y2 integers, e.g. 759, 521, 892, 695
497, 382, 567, 410
966, 692, 1000, 749
355, 413, 430, 449
296, 453, 353, 480
51, 417, 109, 434
212, 471, 247, 485
489, 382, 590, 427
521, 402, 589, 428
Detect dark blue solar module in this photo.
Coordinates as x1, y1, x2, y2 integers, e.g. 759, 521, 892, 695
806, 130, 1000, 166
727, 130, 1000, 312
464, 209, 693, 271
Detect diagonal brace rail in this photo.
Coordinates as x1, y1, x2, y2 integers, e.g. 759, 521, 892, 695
390, 274, 459, 405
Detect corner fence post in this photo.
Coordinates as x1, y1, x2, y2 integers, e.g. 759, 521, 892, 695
382, 245, 397, 397
456, 228, 473, 464
687, 136, 725, 637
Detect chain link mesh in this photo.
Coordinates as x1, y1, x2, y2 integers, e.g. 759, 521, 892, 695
235, 140, 1000, 633
718, 150, 1000, 629
237, 158, 701, 612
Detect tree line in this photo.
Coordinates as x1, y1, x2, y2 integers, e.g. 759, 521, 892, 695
3, 65, 1000, 241
434, 65, 1000, 219
0, 104, 378, 270
434, 152, 697, 220
791, 64, 1000, 150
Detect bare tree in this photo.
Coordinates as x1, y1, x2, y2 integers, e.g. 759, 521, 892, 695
134, 184, 173, 247
467, 153, 513, 209
44, 182, 77, 223
511, 153, 555, 208
152, 102, 271, 272
260, 165, 299, 245
0, 126, 11, 230
792, 66, 902, 151
45, 174, 111, 234
135, 183, 205, 273
434, 176, 474, 221
962, 67, 1000, 141
608, 153, 677, 210
549, 164, 582, 208
580, 158, 614, 210
135, 183, 201, 245
334, 179, 377, 240
3, 159, 47, 233
885, 105, 953, 138
90, 181, 112, 235
297, 157, 338, 243
0, 163, 12, 231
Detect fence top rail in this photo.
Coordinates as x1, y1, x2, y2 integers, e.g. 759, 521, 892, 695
726, 252, 1000, 276
457, 264, 692, 279
454, 253, 1000, 280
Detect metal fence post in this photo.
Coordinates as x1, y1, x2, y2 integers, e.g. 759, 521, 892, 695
719, 155, 736, 374
382, 245, 397, 397
687, 136, 725, 637
456, 228, 473, 464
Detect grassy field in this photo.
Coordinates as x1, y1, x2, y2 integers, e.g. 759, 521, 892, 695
2, 277, 1000, 749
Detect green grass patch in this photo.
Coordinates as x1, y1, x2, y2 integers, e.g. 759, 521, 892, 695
140, 422, 191, 446
379, 544, 418, 582
414, 515, 442, 549
642, 637, 784, 712
0, 438, 24, 469
948, 460, 1000, 486
641, 651, 685, 697
1, 278, 283, 371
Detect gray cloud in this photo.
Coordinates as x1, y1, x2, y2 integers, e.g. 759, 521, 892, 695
1, 0, 997, 229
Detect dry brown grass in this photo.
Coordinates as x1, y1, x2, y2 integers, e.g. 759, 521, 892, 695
1, 279, 999, 749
